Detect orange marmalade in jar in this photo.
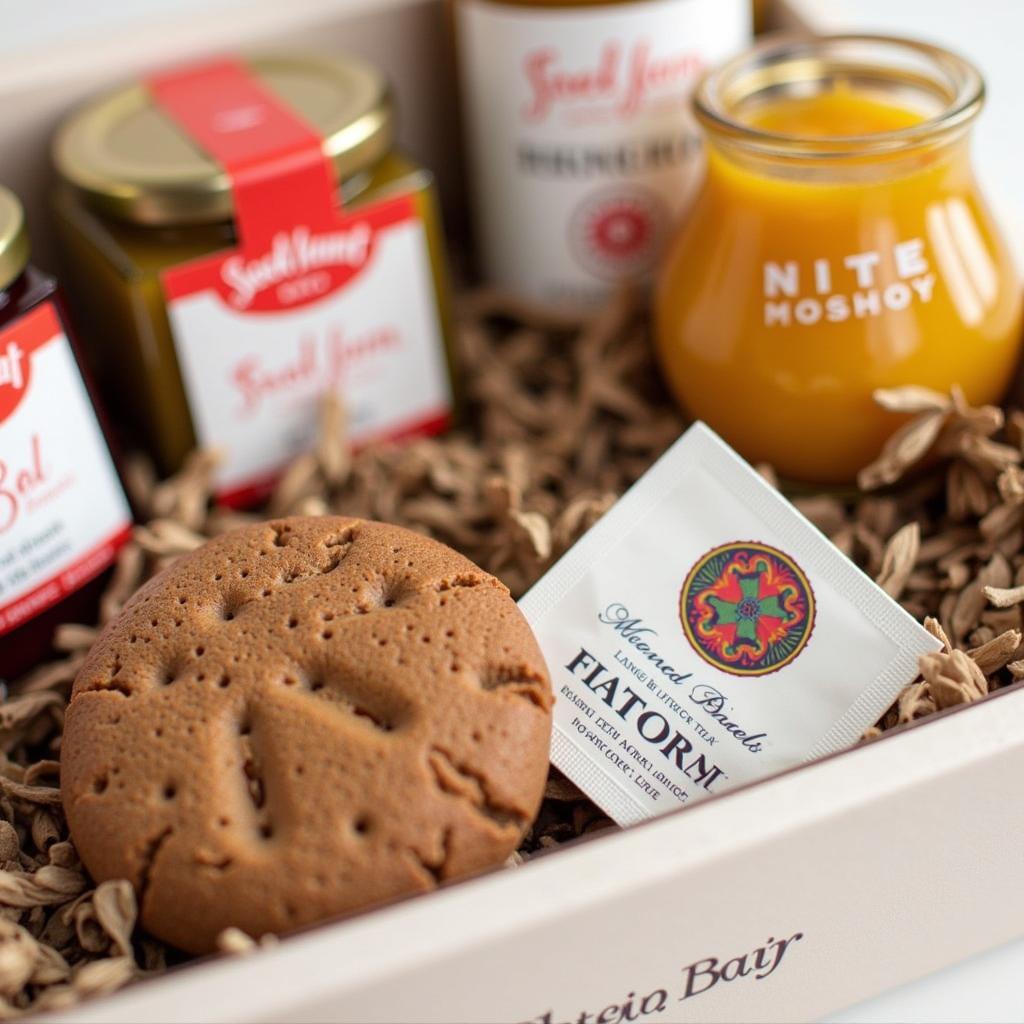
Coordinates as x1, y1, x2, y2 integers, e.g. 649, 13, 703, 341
655, 35, 1023, 484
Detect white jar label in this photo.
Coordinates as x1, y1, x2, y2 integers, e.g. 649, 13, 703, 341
0, 301, 131, 636
163, 193, 452, 506
457, 0, 750, 303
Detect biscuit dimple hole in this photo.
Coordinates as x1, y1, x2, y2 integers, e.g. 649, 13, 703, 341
178, 596, 187, 606
240, 570, 250, 579
261, 588, 272, 598
260, 823, 274, 840
218, 674, 231, 689
218, 817, 230, 828
162, 783, 177, 801
194, 646, 205, 657
322, 612, 334, 622
354, 816, 371, 836
92, 775, 108, 795
321, 630, 333, 640
287, 616, 299, 629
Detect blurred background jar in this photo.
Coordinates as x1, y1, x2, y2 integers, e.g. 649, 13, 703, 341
454, 0, 752, 305
656, 35, 1023, 484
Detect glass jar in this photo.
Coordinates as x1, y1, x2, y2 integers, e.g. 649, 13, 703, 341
52, 53, 456, 506
455, 0, 751, 303
655, 35, 1023, 484
0, 187, 131, 679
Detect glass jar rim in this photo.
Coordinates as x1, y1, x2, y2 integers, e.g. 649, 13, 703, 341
694, 33, 985, 160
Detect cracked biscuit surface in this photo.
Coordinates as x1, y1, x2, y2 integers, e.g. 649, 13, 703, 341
60, 517, 553, 954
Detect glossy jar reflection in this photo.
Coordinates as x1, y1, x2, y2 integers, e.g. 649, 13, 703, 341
655, 35, 1023, 484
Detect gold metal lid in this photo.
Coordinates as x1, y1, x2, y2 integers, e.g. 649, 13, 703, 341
53, 52, 394, 226
0, 187, 30, 291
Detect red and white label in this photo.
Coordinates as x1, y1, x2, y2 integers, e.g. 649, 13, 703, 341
0, 302, 131, 637
151, 60, 452, 505
457, 0, 750, 303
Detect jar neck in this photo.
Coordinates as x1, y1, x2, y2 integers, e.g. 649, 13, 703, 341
695, 35, 985, 186
704, 127, 976, 187
102, 161, 379, 242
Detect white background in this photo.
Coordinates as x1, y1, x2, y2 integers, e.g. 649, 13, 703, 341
2, 0, 1022, 1021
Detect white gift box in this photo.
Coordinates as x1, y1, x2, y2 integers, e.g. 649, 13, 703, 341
0, 1, 1020, 1021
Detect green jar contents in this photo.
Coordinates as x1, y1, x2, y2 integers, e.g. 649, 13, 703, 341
52, 53, 455, 506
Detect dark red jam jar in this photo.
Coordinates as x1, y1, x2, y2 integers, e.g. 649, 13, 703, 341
0, 186, 131, 681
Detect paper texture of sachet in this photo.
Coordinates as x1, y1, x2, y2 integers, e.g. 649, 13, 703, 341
519, 422, 942, 826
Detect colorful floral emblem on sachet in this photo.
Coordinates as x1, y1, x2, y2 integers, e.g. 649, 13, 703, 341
680, 542, 815, 677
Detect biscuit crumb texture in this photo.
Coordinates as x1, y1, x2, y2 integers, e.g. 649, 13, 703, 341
61, 518, 553, 954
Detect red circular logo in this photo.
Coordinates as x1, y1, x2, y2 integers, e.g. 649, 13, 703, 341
680, 542, 816, 677
569, 187, 667, 280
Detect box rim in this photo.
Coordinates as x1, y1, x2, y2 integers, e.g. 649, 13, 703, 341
48, 678, 1024, 1023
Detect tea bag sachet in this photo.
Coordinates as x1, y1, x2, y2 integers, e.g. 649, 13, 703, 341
519, 423, 941, 826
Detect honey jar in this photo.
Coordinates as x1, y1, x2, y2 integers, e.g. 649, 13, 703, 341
52, 54, 455, 506
455, 0, 751, 303
655, 35, 1023, 484
0, 187, 131, 678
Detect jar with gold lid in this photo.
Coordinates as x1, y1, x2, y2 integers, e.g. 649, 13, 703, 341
53, 53, 455, 506
0, 185, 131, 678
656, 35, 1023, 484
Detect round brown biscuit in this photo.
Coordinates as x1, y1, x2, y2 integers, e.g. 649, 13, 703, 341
61, 517, 553, 954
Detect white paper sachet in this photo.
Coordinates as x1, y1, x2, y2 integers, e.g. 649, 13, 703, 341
519, 422, 941, 826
